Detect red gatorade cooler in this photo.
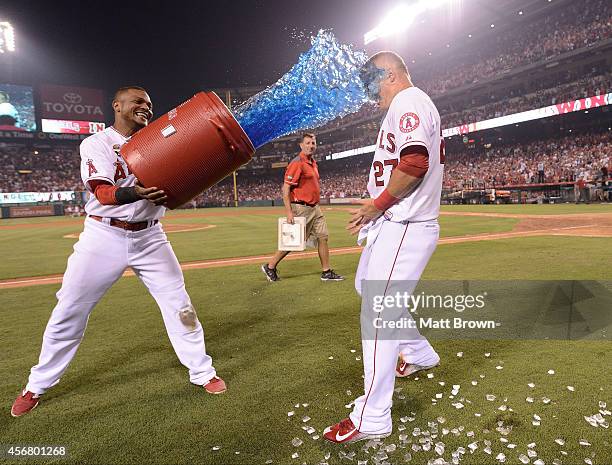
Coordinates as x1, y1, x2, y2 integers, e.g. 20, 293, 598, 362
121, 91, 254, 209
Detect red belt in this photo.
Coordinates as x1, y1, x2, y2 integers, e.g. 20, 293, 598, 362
89, 215, 158, 232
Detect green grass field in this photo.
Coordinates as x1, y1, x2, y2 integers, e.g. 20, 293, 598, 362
0, 204, 610, 465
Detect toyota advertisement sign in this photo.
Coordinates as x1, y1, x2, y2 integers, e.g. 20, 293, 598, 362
39, 84, 105, 121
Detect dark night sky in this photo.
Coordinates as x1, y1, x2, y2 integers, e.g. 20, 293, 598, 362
1, 0, 401, 115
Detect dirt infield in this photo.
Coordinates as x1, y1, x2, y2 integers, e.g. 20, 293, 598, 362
1, 211, 610, 289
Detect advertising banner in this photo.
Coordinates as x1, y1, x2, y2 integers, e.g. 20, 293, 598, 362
0, 191, 78, 205
39, 85, 105, 121
41, 119, 105, 134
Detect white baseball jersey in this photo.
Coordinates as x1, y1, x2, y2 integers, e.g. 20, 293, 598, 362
80, 126, 164, 222
368, 87, 444, 222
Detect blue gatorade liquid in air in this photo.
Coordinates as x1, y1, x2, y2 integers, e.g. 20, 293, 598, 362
234, 30, 369, 149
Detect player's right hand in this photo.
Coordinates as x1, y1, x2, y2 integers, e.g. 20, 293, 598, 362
135, 185, 168, 206
286, 211, 295, 224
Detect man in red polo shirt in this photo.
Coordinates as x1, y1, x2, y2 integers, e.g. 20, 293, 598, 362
261, 133, 344, 282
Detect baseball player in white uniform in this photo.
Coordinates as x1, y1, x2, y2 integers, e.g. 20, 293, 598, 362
11, 87, 225, 418
324, 52, 443, 443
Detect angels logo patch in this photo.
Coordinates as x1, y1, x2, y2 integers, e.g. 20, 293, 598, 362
399, 112, 420, 133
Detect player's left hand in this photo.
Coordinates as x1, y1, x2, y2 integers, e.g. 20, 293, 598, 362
347, 199, 383, 235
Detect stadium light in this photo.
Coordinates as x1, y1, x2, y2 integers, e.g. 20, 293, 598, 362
364, 0, 458, 45
0, 21, 16, 53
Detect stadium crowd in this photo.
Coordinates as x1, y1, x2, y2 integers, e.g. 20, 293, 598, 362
1, 129, 610, 201
0, 143, 81, 192
420, 0, 610, 96
441, 73, 611, 129
443, 131, 610, 190
193, 130, 611, 203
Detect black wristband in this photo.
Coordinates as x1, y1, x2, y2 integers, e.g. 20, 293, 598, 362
114, 186, 141, 205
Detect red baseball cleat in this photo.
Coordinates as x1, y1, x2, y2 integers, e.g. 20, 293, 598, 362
396, 357, 440, 378
323, 417, 390, 444
11, 389, 40, 418
203, 376, 226, 394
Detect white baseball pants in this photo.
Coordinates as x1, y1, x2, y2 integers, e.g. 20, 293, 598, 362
350, 219, 440, 434
26, 217, 216, 394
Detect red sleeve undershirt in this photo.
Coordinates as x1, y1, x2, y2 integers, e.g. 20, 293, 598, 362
396, 146, 429, 178
88, 180, 118, 205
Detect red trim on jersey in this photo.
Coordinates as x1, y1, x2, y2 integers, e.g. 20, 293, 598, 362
357, 222, 410, 432
397, 152, 429, 178
89, 180, 119, 205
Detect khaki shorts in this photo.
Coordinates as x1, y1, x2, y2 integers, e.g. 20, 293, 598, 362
291, 203, 329, 239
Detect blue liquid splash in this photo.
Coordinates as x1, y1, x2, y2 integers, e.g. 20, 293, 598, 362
234, 30, 368, 149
